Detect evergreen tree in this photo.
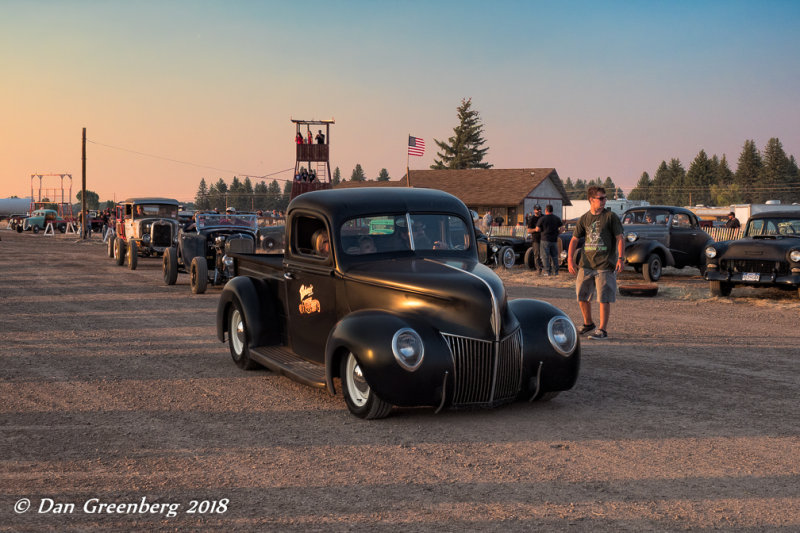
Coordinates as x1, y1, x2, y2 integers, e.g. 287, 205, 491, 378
195, 178, 210, 210
685, 150, 714, 205
280, 181, 292, 211
267, 180, 281, 210
332, 167, 341, 186
602, 177, 616, 198
75, 190, 100, 210
666, 159, 686, 205
376, 168, 390, 181
716, 154, 735, 186
734, 140, 761, 204
350, 164, 366, 182
650, 161, 671, 204
628, 172, 651, 201
431, 98, 492, 169
759, 137, 792, 203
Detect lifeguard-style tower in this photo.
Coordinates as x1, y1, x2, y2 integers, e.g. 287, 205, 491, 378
291, 118, 334, 199
30, 173, 75, 221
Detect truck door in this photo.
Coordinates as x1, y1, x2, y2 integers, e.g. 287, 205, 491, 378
284, 214, 337, 364
670, 212, 707, 267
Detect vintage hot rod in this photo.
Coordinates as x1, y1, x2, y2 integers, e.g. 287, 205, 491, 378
109, 198, 180, 270
216, 188, 580, 419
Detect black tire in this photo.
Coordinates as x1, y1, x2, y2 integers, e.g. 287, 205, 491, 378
696, 262, 706, 276
228, 299, 259, 370
16, 225, 23, 233
709, 280, 732, 297
533, 391, 560, 402
32, 225, 39, 234
524, 247, 536, 269
190, 257, 208, 294
500, 246, 515, 269
107, 235, 115, 258
114, 238, 126, 266
127, 240, 138, 270
340, 352, 393, 419
57, 224, 66, 233
642, 254, 662, 283
163, 247, 178, 285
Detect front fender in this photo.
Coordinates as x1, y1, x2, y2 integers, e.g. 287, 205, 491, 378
216, 276, 282, 347
625, 241, 675, 266
509, 299, 580, 395
325, 310, 451, 407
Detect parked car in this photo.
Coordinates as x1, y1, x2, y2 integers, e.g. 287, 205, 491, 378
216, 188, 580, 419
163, 211, 259, 294
257, 224, 285, 253
109, 198, 180, 270
8, 214, 27, 232
620, 206, 713, 282
474, 228, 530, 268
20, 209, 67, 234
704, 210, 800, 297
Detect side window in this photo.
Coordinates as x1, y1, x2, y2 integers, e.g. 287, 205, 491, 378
125, 205, 132, 217
292, 215, 328, 258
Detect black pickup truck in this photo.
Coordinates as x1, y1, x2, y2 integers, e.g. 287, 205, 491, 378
216, 188, 580, 419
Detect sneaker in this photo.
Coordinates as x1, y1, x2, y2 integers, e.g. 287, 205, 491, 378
588, 329, 608, 340
542, 272, 550, 277
578, 323, 595, 335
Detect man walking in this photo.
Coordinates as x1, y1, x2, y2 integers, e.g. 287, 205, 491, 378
535, 204, 562, 276
526, 205, 544, 273
567, 187, 624, 340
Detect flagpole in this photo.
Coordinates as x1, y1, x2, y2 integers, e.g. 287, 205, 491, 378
406, 134, 410, 187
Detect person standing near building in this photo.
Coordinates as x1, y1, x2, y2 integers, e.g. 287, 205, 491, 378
567, 186, 624, 340
724, 212, 740, 228
526, 205, 544, 274
535, 204, 562, 276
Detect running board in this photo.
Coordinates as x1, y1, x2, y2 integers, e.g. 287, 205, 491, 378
250, 346, 327, 389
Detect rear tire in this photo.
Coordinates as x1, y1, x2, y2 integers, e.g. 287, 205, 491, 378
524, 247, 536, 269
642, 254, 662, 282
127, 240, 138, 270
228, 300, 258, 370
340, 352, 393, 419
107, 235, 115, 258
114, 238, 126, 266
163, 247, 178, 285
190, 257, 208, 294
32, 225, 39, 234
709, 280, 732, 297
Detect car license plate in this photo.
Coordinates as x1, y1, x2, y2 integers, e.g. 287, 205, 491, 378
742, 272, 760, 281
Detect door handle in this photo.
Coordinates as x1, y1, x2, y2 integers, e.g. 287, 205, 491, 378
284, 272, 294, 280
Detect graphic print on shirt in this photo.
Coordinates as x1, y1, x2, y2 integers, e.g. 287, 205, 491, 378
585, 220, 607, 253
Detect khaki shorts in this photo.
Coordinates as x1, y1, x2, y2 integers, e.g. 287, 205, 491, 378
576, 268, 617, 303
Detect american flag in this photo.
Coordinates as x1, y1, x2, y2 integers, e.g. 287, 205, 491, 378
408, 135, 425, 157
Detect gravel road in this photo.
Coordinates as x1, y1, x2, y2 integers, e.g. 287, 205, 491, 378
1, 228, 798, 531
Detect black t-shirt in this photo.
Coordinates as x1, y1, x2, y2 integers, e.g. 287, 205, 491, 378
527, 214, 542, 242
536, 214, 562, 242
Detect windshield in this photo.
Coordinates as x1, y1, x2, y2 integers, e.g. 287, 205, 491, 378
195, 213, 258, 231
621, 209, 671, 225
133, 204, 178, 219
340, 213, 471, 255
745, 217, 800, 237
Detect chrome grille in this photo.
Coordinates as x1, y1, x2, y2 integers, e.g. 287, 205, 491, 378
721, 259, 788, 275
226, 235, 254, 254
442, 329, 523, 407
151, 222, 172, 247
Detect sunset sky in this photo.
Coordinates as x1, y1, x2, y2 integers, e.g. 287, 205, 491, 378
2, 0, 799, 204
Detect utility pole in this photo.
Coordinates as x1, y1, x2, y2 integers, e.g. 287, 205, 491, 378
81, 127, 87, 239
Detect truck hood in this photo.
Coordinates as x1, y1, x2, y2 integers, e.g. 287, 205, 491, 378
720, 236, 800, 261
341, 258, 516, 340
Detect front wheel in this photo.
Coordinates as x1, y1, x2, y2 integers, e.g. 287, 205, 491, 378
114, 238, 126, 266
127, 240, 138, 270
500, 246, 515, 269
32, 225, 40, 234
642, 254, 662, 282
709, 280, 732, 297
228, 301, 258, 369
340, 352, 393, 419
190, 257, 208, 294
163, 247, 178, 285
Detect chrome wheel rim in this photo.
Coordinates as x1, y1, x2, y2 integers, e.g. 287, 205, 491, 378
345, 353, 369, 407
502, 248, 515, 268
231, 309, 245, 357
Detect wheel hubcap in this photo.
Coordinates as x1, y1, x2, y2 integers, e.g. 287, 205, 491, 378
231, 309, 245, 356
346, 354, 370, 407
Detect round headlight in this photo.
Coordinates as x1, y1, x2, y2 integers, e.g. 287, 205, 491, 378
215, 235, 226, 246
705, 246, 717, 259
789, 249, 800, 263
548, 316, 577, 357
223, 255, 234, 267
491, 245, 499, 253
392, 328, 424, 371
625, 232, 638, 243
142, 233, 150, 243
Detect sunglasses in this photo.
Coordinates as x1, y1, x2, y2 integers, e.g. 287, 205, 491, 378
594, 196, 607, 201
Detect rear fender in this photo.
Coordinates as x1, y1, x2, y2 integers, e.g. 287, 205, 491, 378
216, 276, 282, 347
625, 241, 674, 266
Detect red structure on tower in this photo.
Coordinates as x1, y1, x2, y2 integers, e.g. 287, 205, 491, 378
290, 118, 334, 199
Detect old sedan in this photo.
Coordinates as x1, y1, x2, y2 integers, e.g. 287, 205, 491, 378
217, 188, 580, 419
705, 210, 800, 297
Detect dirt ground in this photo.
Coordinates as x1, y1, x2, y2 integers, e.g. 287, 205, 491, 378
1, 228, 798, 532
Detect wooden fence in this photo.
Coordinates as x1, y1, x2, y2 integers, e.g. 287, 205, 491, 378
489, 225, 743, 242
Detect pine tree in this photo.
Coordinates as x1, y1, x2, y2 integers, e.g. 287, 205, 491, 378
628, 172, 651, 201
332, 167, 341, 186
350, 164, 366, 182
716, 154, 735, 186
666, 159, 686, 205
280, 181, 292, 211
431, 98, 492, 169
759, 137, 792, 203
734, 140, 762, 204
195, 178, 210, 210
650, 161, 671, 204
267, 180, 281, 210
685, 150, 714, 205
254, 180, 268, 211
376, 168, 390, 181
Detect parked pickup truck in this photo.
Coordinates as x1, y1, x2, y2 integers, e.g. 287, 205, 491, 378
620, 206, 713, 282
216, 188, 580, 419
